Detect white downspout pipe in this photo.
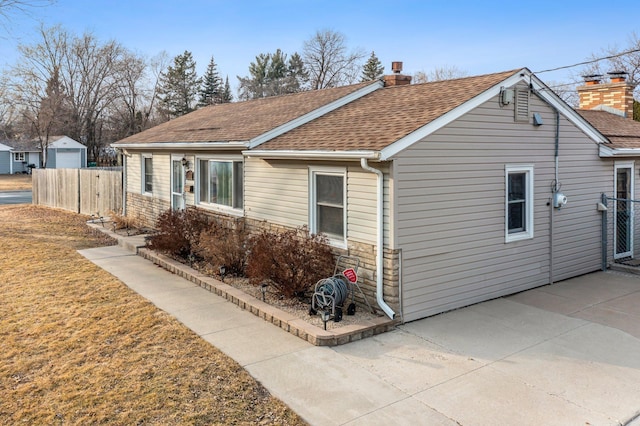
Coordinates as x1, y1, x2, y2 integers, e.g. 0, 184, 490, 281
360, 158, 395, 319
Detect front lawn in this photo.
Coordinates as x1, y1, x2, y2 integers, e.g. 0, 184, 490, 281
0, 174, 32, 191
0, 205, 305, 425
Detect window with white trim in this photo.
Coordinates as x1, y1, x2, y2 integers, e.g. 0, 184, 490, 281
142, 154, 152, 194
506, 165, 534, 242
310, 167, 346, 244
14, 152, 25, 162
197, 159, 243, 209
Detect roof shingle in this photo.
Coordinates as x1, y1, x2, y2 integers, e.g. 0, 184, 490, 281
578, 110, 640, 148
258, 70, 520, 152
115, 82, 374, 145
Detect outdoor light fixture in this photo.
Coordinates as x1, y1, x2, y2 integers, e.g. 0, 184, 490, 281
260, 283, 268, 302
181, 157, 189, 168
219, 265, 226, 282
320, 310, 331, 330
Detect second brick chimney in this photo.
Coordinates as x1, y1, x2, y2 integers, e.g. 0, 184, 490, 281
384, 61, 412, 87
577, 72, 635, 118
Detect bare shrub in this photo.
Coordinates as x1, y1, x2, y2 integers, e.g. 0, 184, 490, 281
108, 210, 141, 231
197, 225, 249, 277
146, 208, 210, 259
246, 226, 335, 299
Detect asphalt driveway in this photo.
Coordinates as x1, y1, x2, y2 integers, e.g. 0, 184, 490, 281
0, 191, 32, 204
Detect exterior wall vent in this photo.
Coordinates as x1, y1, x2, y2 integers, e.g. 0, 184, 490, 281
514, 88, 530, 122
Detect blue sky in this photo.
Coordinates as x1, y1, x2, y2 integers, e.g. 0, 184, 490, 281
1, 0, 639, 93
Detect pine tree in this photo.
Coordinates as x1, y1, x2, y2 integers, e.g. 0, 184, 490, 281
198, 56, 222, 107
361, 51, 384, 82
158, 51, 200, 118
221, 76, 233, 103
237, 50, 308, 100
634, 100, 639, 122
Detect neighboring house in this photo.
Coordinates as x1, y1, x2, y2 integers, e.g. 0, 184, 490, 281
113, 64, 639, 323
0, 143, 12, 174
1, 136, 87, 173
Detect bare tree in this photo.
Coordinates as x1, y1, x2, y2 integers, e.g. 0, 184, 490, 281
0, 0, 53, 32
302, 29, 366, 89
576, 32, 640, 97
413, 65, 468, 83
8, 25, 153, 163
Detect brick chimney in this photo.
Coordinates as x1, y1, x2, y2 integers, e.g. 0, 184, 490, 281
383, 61, 412, 87
577, 71, 635, 118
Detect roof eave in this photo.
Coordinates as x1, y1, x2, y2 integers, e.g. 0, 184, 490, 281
244, 149, 381, 161
111, 141, 249, 150
599, 145, 640, 157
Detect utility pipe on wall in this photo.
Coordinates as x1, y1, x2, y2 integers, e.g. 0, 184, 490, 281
360, 158, 395, 319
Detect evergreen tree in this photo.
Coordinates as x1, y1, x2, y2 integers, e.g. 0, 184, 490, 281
158, 51, 200, 118
198, 55, 222, 107
221, 76, 233, 103
634, 100, 639, 122
237, 50, 307, 100
361, 51, 384, 82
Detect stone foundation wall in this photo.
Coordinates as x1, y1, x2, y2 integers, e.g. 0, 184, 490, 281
126, 192, 170, 228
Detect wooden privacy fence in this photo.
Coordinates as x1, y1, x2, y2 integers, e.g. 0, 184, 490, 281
32, 168, 122, 216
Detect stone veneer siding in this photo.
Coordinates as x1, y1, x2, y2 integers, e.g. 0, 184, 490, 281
126, 192, 171, 228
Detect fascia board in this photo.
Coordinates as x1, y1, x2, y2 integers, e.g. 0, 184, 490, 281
599, 145, 640, 157
111, 141, 249, 150
380, 71, 527, 160
527, 73, 608, 144
244, 149, 380, 160
248, 80, 384, 149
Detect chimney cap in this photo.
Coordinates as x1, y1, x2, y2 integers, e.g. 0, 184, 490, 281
582, 74, 603, 82
607, 71, 628, 81
391, 61, 403, 74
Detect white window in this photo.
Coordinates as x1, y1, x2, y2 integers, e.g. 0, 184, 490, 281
14, 152, 25, 162
310, 167, 346, 246
142, 154, 152, 194
505, 165, 534, 242
197, 158, 243, 209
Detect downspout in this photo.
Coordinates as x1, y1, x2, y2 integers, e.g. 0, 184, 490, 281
550, 107, 560, 286
120, 149, 127, 216
360, 158, 395, 319
532, 87, 560, 287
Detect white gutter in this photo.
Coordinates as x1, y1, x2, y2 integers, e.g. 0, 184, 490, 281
360, 158, 395, 319
122, 152, 127, 215
246, 150, 380, 160
599, 145, 640, 157
111, 141, 249, 150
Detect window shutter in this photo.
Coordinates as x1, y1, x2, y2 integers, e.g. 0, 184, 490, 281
514, 88, 530, 122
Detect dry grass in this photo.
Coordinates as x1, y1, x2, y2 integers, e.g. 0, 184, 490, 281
0, 174, 32, 191
0, 205, 305, 425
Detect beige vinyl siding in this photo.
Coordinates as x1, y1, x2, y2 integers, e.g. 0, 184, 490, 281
245, 158, 386, 245
127, 153, 141, 194
245, 158, 309, 227
153, 153, 171, 201
396, 92, 611, 322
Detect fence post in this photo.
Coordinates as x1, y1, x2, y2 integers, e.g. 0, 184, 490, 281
601, 193, 608, 271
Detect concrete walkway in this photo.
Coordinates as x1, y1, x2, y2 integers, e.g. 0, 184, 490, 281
79, 241, 640, 426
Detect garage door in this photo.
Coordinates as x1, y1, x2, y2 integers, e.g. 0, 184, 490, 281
56, 151, 81, 168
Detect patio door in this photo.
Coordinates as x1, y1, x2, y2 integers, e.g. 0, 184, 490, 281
614, 162, 634, 259
171, 156, 185, 210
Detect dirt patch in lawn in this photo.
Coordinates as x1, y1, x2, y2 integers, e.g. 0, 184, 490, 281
0, 205, 306, 425
0, 174, 32, 191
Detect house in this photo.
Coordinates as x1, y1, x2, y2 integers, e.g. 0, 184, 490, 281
0, 143, 12, 174
1, 136, 87, 173
113, 64, 638, 323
